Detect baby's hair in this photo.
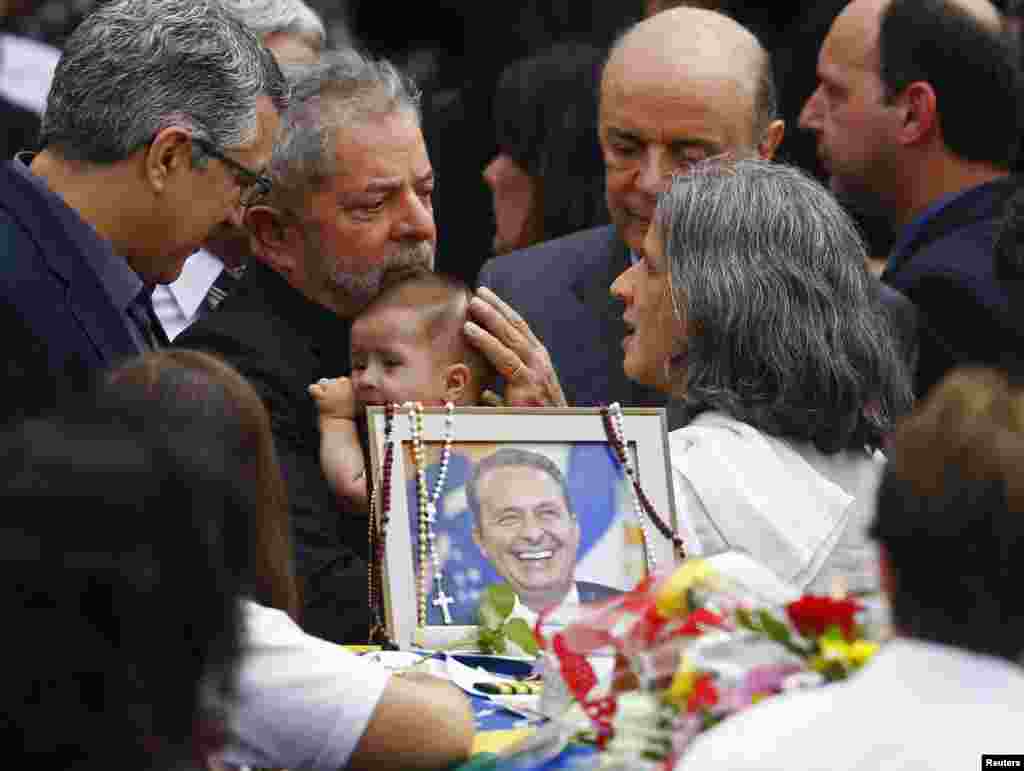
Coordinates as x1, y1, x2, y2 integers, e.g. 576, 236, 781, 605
361, 270, 496, 397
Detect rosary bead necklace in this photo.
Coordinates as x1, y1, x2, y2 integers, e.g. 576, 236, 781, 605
601, 402, 687, 571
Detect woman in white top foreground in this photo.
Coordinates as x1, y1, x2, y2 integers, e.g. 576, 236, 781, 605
611, 158, 913, 596
108, 350, 474, 771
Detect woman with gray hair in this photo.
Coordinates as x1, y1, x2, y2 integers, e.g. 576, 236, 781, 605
611, 158, 913, 596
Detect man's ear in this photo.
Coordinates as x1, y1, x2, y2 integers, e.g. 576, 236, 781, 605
443, 363, 471, 404
757, 119, 785, 160
145, 126, 193, 194
245, 205, 300, 276
896, 81, 938, 146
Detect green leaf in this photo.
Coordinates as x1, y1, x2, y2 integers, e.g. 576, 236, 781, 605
479, 584, 515, 628
476, 627, 500, 655
489, 631, 507, 655
757, 609, 793, 646
735, 607, 757, 631
503, 618, 540, 657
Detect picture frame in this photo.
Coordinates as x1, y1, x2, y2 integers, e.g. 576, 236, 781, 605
366, 406, 682, 651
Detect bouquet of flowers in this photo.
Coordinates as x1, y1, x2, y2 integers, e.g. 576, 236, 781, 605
533, 560, 882, 770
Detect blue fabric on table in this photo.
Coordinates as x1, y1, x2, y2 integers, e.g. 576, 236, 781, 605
444, 652, 600, 769
451, 743, 598, 771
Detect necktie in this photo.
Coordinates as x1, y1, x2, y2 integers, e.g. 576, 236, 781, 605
128, 289, 169, 350
205, 265, 244, 313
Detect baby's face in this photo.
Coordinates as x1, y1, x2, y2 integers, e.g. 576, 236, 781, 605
350, 306, 447, 407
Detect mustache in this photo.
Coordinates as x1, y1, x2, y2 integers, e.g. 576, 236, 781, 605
379, 241, 436, 286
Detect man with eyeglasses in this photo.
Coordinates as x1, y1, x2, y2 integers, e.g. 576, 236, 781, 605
151, 0, 327, 342
0, 0, 287, 424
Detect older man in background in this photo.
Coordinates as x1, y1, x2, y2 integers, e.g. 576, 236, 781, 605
180, 48, 563, 642
0, 0, 286, 425
478, 7, 784, 412
152, 0, 327, 341
800, 0, 1021, 396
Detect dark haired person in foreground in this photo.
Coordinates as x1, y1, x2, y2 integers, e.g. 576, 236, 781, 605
1, 406, 242, 771
800, 0, 1023, 397
106, 350, 475, 771
681, 367, 1024, 768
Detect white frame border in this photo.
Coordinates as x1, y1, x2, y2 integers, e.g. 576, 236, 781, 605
367, 406, 679, 650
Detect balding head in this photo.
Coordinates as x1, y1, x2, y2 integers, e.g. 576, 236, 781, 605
836, 0, 1000, 52
876, 0, 1017, 166
598, 6, 784, 253
800, 0, 1016, 226
605, 7, 775, 140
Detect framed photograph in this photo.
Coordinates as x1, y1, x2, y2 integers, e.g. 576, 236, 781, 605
367, 406, 682, 651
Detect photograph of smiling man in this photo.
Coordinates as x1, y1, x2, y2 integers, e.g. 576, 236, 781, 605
406, 443, 636, 627
469, 448, 621, 624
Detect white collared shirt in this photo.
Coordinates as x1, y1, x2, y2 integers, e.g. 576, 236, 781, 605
0, 34, 59, 114
508, 583, 582, 631
670, 412, 884, 595
151, 249, 224, 341
221, 601, 392, 771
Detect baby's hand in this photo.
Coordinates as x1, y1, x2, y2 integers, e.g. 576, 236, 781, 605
308, 376, 356, 421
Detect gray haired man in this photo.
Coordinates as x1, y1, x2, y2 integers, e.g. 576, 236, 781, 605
179, 49, 564, 642
178, 51, 437, 643
152, 0, 328, 340
0, 0, 286, 424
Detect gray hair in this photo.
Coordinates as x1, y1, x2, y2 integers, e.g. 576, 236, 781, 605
466, 449, 572, 529
218, 0, 326, 47
657, 158, 913, 453
41, 0, 288, 163
264, 48, 421, 209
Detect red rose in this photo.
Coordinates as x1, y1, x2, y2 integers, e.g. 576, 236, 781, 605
552, 632, 597, 700
687, 673, 719, 712
677, 608, 727, 636
785, 595, 862, 641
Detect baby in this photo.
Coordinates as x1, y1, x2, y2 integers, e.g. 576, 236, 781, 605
309, 270, 495, 509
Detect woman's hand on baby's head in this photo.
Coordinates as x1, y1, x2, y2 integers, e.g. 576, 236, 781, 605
308, 376, 357, 420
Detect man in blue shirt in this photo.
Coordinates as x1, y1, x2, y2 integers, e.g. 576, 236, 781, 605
0, 0, 287, 423
800, 0, 1022, 396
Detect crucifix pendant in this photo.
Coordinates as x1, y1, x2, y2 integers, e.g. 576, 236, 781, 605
433, 589, 454, 624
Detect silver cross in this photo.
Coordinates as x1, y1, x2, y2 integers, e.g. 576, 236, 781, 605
433, 589, 454, 624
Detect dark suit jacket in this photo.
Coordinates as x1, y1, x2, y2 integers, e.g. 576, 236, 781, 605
1, 95, 40, 161
177, 260, 368, 643
884, 177, 1024, 397
0, 160, 141, 424
434, 579, 623, 626
478, 225, 669, 412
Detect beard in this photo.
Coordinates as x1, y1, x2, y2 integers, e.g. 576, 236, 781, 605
324, 240, 435, 317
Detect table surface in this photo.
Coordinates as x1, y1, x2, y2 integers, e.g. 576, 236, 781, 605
347, 647, 597, 770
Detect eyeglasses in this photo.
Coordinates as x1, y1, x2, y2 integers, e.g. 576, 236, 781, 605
191, 136, 273, 204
